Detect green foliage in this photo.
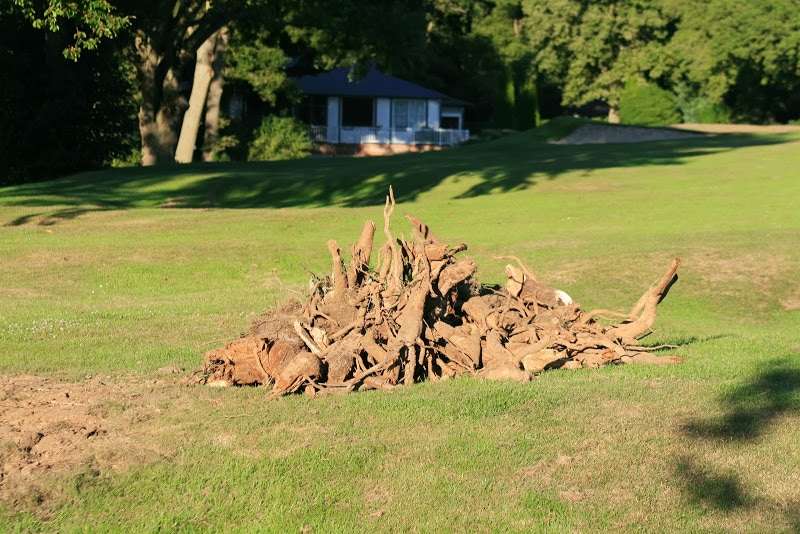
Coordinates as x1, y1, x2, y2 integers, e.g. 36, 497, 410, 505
513, 70, 539, 129
419, 3, 508, 126
11, 0, 128, 60
204, 118, 240, 162
663, 0, 800, 123
287, 0, 428, 76
227, 35, 290, 104
474, 1, 540, 129
619, 82, 681, 126
524, 0, 676, 110
8, 0, 800, 178
247, 116, 312, 161
492, 69, 516, 129
0, 9, 137, 183
109, 147, 142, 168
679, 97, 731, 124
491, 64, 539, 130
2, 123, 800, 531
517, 0, 799, 122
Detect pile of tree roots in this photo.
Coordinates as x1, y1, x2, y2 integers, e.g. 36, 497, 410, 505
194, 188, 681, 397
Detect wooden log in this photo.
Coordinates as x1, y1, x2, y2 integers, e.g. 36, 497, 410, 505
609, 258, 680, 341
347, 220, 375, 287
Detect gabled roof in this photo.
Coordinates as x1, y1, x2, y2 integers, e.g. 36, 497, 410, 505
294, 67, 467, 106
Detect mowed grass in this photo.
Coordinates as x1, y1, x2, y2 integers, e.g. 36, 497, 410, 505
1, 119, 799, 531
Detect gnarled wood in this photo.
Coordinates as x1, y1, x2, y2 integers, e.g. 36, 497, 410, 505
195, 189, 682, 397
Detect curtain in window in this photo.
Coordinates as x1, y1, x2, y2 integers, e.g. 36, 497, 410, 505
392, 99, 426, 129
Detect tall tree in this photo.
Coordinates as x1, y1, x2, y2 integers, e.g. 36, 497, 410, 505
286, 0, 429, 77
523, 0, 674, 122
14, 0, 243, 164
663, 0, 800, 122
11, 0, 128, 59
1, 5, 137, 182
202, 29, 229, 161
473, 0, 541, 128
422, 0, 506, 125
130, 1, 241, 165
175, 27, 228, 163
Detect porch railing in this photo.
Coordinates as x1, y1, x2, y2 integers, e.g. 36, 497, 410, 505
411, 128, 470, 146
309, 125, 470, 146
309, 125, 328, 142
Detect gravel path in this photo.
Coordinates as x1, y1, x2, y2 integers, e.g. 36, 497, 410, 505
553, 124, 703, 145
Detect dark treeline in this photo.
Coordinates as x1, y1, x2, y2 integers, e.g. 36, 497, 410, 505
3, 0, 799, 183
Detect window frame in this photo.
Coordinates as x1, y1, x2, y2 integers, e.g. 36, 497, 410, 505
341, 96, 375, 128
392, 98, 428, 130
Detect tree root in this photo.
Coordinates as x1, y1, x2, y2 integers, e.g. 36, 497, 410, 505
195, 188, 682, 397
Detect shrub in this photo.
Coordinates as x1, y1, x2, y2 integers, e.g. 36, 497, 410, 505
619, 82, 682, 126
680, 97, 732, 124
247, 116, 312, 161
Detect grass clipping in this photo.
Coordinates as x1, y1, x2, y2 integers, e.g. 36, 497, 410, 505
194, 188, 681, 397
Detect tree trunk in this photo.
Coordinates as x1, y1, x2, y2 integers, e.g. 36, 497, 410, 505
136, 32, 184, 166
202, 28, 229, 162
136, 36, 161, 166
174, 34, 218, 163
607, 105, 621, 124
138, 99, 180, 165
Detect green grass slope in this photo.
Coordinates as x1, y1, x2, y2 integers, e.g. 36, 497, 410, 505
1, 119, 799, 531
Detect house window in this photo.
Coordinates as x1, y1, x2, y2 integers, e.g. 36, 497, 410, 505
392, 99, 427, 129
341, 97, 374, 127
306, 95, 327, 126
440, 116, 460, 129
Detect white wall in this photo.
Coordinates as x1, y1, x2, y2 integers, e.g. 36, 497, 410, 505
326, 96, 340, 143
376, 98, 391, 129
427, 99, 441, 129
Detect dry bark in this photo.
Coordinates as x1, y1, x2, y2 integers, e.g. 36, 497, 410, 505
174, 33, 218, 163
193, 189, 682, 396
132, 9, 229, 166
202, 27, 229, 162
135, 34, 182, 166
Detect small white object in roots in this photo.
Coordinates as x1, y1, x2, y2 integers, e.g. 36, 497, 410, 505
555, 289, 573, 305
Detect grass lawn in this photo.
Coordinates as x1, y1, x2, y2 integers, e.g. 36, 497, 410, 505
1, 119, 799, 531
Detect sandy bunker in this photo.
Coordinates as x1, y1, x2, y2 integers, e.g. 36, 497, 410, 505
553, 123, 704, 145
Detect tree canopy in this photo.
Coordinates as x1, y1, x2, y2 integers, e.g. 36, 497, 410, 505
11, 0, 128, 59
3, 0, 800, 181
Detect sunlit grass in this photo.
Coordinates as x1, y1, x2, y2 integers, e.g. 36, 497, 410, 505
1, 122, 799, 530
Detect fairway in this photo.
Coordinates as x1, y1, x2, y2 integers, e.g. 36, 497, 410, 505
1, 123, 800, 531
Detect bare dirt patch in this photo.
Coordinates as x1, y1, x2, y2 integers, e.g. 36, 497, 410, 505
518, 454, 573, 486
690, 250, 794, 309
781, 294, 800, 312
0, 287, 49, 300
0, 374, 180, 511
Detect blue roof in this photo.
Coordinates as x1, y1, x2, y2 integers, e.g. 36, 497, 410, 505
294, 67, 467, 106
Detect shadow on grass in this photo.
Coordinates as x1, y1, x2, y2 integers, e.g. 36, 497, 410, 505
4, 207, 114, 227
637, 334, 732, 351
675, 356, 800, 520
1, 126, 796, 226
674, 457, 752, 511
683, 357, 800, 441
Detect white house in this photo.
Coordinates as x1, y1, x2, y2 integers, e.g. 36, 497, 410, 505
294, 67, 469, 154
